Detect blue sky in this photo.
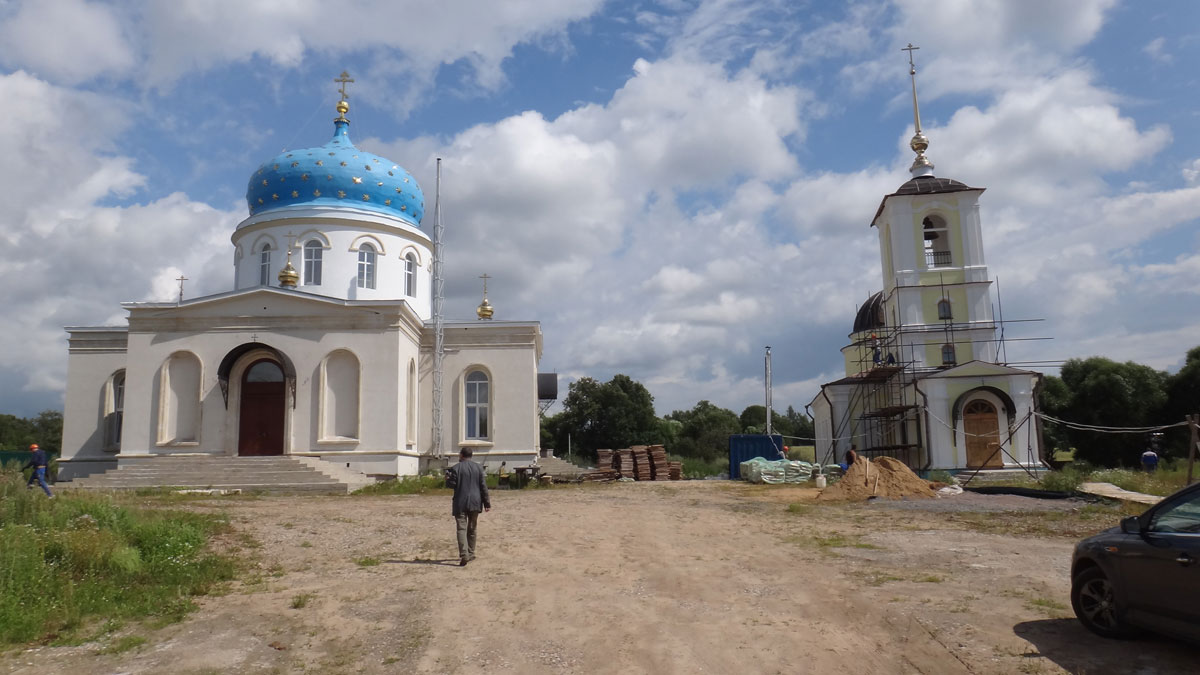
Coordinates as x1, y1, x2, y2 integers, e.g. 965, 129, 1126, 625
1, 0, 1198, 419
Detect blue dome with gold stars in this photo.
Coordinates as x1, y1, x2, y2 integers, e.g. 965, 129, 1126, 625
246, 101, 424, 226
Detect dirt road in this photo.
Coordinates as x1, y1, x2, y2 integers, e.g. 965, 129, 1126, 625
3, 481, 1196, 674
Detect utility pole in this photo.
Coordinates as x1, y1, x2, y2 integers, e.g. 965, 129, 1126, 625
1188, 414, 1198, 486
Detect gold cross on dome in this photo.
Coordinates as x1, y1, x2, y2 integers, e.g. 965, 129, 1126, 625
176, 275, 188, 303
479, 273, 491, 297
335, 71, 354, 100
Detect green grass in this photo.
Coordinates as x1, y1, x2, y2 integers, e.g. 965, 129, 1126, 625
1035, 463, 1192, 496
355, 556, 381, 567
785, 503, 811, 514
1089, 466, 1191, 496
673, 455, 728, 479
353, 472, 506, 496
0, 466, 236, 646
353, 474, 448, 496
97, 634, 147, 655
291, 592, 314, 609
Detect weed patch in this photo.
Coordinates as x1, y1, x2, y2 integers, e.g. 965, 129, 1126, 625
0, 467, 236, 646
355, 556, 382, 567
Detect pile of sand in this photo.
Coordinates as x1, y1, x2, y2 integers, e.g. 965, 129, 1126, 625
818, 456, 936, 501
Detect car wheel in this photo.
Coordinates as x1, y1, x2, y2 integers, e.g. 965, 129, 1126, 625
1071, 566, 1133, 639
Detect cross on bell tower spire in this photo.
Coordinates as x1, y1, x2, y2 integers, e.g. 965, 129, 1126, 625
902, 43, 934, 177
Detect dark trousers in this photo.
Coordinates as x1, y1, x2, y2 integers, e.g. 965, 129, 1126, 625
455, 511, 480, 561
27, 467, 52, 497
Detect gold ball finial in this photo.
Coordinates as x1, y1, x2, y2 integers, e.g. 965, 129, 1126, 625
476, 298, 494, 320
336, 100, 349, 115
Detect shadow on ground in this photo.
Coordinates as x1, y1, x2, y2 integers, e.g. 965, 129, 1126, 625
1014, 619, 1198, 674
389, 558, 460, 566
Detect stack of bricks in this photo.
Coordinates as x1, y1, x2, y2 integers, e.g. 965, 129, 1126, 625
668, 461, 683, 480
648, 444, 670, 480
631, 445, 652, 480
596, 449, 614, 471
615, 449, 634, 478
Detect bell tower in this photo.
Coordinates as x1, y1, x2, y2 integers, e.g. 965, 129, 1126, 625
871, 44, 1000, 369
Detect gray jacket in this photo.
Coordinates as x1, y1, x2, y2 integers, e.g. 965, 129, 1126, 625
446, 459, 490, 516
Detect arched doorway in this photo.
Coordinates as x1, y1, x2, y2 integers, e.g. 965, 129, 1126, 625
239, 359, 285, 456
964, 399, 1003, 468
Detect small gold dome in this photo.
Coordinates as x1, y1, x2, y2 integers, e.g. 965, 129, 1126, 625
278, 250, 299, 288
476, 298, 494, 320
336, 100, 349, 115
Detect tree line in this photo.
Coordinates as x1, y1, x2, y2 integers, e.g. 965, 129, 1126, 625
1040, 345, 1200, 467
540, 374, 813, 464
0, 411, 63, 458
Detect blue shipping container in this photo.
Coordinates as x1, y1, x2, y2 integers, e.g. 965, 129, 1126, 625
728, 434, 785, 480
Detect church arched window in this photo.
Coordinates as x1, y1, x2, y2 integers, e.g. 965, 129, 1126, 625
259, 244, 271, 286
357, 243, 376, 289
464, 369, 490, 440
104, 370, 125, 451
304, 240, 323, 285
404, 252, 417, 297
941, 343, 957, 366
923, 216, 951, 268
937, 298, 952, 320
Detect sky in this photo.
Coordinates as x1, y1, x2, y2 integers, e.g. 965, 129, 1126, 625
1, 0, 1198, 419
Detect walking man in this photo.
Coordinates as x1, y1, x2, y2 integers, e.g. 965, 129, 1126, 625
23, 443, 53, 497
445, 448, 490, 566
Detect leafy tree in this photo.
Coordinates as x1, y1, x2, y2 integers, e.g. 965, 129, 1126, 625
1162, 346, 1200, 456
1037, 375, 1073, 456
666, 400, 741, 461
738, 404, 814, 440
550, 375, 662, 461
1056, 357, 1168, 466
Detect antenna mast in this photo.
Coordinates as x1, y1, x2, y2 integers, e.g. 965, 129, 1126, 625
764, 346, 773, 436
431, 158, 446, 458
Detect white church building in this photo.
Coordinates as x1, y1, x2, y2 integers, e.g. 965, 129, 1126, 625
59, 91, 550, 481
810, 53, 1044, 474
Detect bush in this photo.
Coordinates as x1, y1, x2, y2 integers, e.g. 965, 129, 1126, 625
674, 455, 728, 479
1039, 469, 1085, 493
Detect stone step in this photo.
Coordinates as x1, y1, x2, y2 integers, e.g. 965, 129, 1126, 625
68, 456, 362, 495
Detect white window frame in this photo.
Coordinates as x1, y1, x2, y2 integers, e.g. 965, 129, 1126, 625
303, 240, 323, 285
259, 244, 272, 286
464, 369, 491, 441
357, 243, 377, 289
404, 252, 417, 297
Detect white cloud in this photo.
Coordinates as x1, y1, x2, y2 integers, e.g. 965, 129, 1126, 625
0, 0, 135, 84
1143, 36, 1172, 64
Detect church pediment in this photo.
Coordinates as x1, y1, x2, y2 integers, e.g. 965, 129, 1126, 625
123, 288, 418, 332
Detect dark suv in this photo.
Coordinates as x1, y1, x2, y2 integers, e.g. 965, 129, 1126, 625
1071, 481, 1200, 643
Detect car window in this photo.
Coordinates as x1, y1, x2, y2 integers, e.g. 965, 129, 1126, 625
1149, 490, 1200, 534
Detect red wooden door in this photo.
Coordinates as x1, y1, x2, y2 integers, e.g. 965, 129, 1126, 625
238, 360, 284, 456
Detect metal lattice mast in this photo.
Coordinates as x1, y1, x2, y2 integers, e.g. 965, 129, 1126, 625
431, 158, 446, 458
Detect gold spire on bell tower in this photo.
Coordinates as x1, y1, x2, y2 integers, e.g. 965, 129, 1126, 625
334, 70, 354, 123
476, 273, 494, 320
902, 43, 934, 177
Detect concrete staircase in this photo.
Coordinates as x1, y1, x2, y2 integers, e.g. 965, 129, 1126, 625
65, 456, 370, 495
534, 455, 591, 480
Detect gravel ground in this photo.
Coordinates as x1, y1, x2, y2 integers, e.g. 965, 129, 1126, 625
866, 491, 1096, 512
